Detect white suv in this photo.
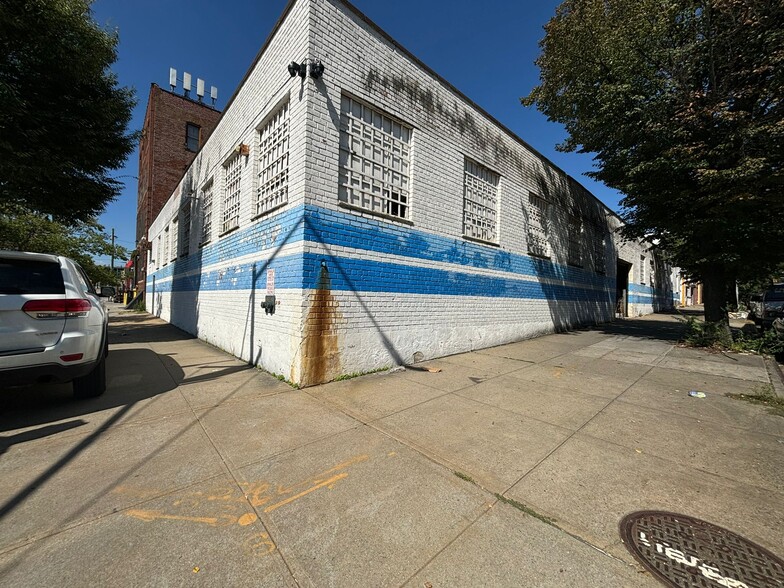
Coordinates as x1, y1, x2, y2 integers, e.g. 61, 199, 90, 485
0, 251, 110, 398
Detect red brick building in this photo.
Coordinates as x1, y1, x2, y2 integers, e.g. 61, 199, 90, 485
134, 83, 221, 294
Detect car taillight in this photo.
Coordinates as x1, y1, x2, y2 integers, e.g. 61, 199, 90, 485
22, 299, 91, 319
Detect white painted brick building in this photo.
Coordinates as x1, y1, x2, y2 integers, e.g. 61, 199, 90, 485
145, 0, 677, 386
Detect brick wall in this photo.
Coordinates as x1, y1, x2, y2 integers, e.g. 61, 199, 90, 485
145, 0, 676, 387
136, 85, 221, 290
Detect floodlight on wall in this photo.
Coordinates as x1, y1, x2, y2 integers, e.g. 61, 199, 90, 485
309, 60, 325, 79
288, 61, 304, 78
287, 59, 325, 80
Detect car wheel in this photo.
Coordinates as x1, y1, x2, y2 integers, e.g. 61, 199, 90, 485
73, 354, 106, 399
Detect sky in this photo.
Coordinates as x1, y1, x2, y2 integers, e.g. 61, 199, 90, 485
91, 0, 623, 265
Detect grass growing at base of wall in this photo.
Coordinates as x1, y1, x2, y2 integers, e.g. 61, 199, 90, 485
727, 384, 784, 418
260, 370, 300, 389
334, 366, 391, 381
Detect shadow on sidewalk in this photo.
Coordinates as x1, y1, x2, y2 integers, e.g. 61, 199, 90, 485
0, 348, 184, 433
592, 312, 688, 342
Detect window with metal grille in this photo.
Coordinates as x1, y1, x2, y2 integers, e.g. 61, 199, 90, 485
567, 214, 582, 267
463, 159, 499, 243
180, 201, 191, 256
527, 193, 549, 258
338, 95, 411, 220
222, 156, 242, 234
170, 217, 178, 261
593, 228, 605, 274
186, 123, 200, 152
639, 255, 646, 284
201, 180, 214, 244
163, 226, 170, 266
256, 102, 289, 217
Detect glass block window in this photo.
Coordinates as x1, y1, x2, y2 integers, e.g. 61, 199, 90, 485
567, 214, 582, 267
256, 102, 289, 216
639, 255, 646, 284
527, 193, 549, 257
180, 201, 191, 257
170, 217, 178, 262
463, 158, 499, 242
593, 228, 605, 274
201, 180, 214, 244
222, 155, 242, 234
163, 225, 170, 266
339, 95, 411, 220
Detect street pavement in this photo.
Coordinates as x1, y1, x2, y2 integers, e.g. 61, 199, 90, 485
0, 307, 782, 587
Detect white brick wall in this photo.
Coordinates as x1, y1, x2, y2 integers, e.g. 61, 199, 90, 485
146, 0, 312, 381
144, 0, 676, 386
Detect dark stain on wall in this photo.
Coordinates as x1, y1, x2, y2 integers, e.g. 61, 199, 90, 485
364, 67, 529, 176
300, 265, 341, 387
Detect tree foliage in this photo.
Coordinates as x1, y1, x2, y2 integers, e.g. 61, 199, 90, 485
0, 203, 128, 286
524, 0, 784, 323
0, 0, 135, 222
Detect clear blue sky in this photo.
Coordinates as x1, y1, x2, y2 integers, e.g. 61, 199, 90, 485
91, 0, 623, 265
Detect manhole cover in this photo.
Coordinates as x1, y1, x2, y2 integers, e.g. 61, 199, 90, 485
620, 511, 784, 588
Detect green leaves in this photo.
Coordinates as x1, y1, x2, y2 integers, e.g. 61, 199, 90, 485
525, 0, 784, 292
0, 0, 136, 222
0, 203, 128, 285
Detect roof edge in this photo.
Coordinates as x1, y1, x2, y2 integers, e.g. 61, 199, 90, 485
335, 0, 621, 221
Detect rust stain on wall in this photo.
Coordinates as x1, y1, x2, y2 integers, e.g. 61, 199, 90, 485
301, 265, 342, 386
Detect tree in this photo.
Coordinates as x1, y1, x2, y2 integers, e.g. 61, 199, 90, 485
523, 0, 784, 327
0, 203, 128, 286
0, 0, 135, 223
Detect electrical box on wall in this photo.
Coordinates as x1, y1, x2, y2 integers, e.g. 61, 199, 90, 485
261, 295, 276, 315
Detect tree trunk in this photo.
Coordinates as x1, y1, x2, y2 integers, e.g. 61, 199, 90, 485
702, 267, 730, 327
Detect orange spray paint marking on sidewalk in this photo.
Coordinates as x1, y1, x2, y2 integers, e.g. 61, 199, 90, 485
263, 473, 347, 513
126, 509, 237, 527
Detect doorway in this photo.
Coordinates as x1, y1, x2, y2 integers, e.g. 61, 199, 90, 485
616, 260, 632, 317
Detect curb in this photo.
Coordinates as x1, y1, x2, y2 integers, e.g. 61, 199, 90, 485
763, 356, 784, 400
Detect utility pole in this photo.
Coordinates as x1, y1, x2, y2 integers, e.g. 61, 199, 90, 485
111, 228, 116, 272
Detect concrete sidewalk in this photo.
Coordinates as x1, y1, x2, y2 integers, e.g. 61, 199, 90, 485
1, 309, 782, 586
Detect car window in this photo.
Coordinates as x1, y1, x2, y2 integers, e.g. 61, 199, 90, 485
74, 264, 96, 294
0, 258, 65, 294
764, 286, 784, 301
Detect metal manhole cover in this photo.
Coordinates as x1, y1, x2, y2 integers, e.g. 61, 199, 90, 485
620, 511, 784, 588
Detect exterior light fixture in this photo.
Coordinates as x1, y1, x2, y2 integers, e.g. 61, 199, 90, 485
309, 60, 325, 79
287, 61, 302, 78
286, 59, 325, 80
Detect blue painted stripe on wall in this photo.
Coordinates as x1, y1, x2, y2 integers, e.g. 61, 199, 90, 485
148, 205, 307, 282
146, 203, 673, 305
149, 253, 303, 293
150, 203, 621, 294
303, 205, 615, 290
302, 253, 613, 302
149, 249, 612, 302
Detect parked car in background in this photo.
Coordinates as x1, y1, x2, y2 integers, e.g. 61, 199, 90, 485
0, 251, 112, 398
760, 283, 784, 330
